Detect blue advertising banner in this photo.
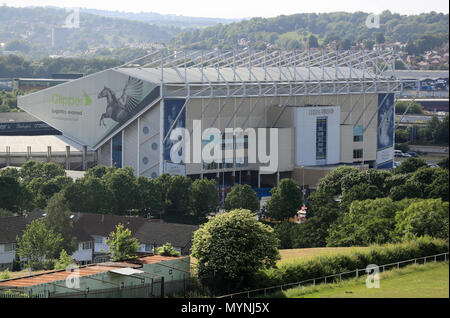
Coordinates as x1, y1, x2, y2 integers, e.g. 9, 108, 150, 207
377, 93, 395, 169
163, 99, 186, 162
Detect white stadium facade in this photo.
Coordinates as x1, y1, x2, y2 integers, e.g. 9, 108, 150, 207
16, 49, 410, 190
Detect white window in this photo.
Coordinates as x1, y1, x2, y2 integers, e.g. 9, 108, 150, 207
82, 242, 93, 250
4, 243, 16, 252
94, 237, 103, 244
145, 244, 153, 252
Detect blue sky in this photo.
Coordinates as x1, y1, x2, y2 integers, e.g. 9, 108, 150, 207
2, 0, 449, 19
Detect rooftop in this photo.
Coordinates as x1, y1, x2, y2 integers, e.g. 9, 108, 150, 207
0, 255, 187, 288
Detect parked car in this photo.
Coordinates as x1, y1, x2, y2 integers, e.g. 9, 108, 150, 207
408, 152, 418, 157
394, 150, 404, 157
393, 161, 401, 168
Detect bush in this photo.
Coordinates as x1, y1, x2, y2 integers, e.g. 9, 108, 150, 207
251, 237, 448, 289
0, 268, 11, 280
54, 250, 75, 270
156, 243, 181, 257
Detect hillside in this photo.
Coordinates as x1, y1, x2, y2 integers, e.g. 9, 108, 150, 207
0, 6, 182, 58
81, 8, 240, 28
171, 11, 449, 51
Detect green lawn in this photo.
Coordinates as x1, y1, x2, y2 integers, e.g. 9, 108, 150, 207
273, 262, 449, 298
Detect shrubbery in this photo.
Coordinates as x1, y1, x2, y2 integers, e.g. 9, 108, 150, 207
251, 237, 448, 289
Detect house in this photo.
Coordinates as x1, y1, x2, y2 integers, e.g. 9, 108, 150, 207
0, 212, 199, 270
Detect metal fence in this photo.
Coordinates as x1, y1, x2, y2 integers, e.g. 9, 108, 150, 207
0, 290, 46, 299
217, 252, 449, 298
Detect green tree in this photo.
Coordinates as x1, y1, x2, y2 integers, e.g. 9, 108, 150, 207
263, 179, 302, 220
0, 176, 23, 212
106, 223, 140, 262
44, 192, 77, 256
63, 176, 114, 214
16, 219, 63, 270
191, 209, 280, 293
102, 167, 140, 215
224, 184, 259, 213
156, 242, 180, 257
394, 157, 428, 174
308, 34, 320, 48
340, 183, 383, 211
395, 199, 449, 240
135, 176, 163, 217
327, 198, 413, 246
54, 250, 75, 270
316, 166, 360, 196
190, 178, 218, 218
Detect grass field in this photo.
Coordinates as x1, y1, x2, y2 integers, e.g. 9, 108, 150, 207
278, 247, 368, 263
270, 262, 449, 298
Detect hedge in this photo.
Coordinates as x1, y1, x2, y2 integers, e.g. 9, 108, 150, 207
251, 237, 448, 289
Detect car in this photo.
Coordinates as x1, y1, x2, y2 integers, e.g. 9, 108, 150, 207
394, 150, 404, 157
407, 152, 418, 157
403, 153, 411, 158
393, 161, 401, 168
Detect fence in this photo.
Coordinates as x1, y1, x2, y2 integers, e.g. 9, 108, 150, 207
0, 290, 46, 299
217, 252, 449, 298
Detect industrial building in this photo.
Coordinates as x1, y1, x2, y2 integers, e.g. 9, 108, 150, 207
16, 49, 404, 189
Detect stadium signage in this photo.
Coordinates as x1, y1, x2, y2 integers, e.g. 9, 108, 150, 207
51, 91, 92, 107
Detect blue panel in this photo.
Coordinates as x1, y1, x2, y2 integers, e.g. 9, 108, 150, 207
377, 93, 394, 150
112, 132, 122, 168
163, 99, 186, 162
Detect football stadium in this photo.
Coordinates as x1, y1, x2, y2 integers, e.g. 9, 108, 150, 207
16, 49, 404, 189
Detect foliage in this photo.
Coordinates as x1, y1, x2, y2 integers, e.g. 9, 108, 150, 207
263, 179, 302, 219
340, 184, 383, 211
44, 192, 77, 256
395, 101, 423, 115
438, 157, 449, 170
224, 184, 259, 213
0, 268, 10, 280
394, 157, 428, 174
171, 11, 449, 50
395, 199, 449, 240
54, 250, 75, 271
106, 223, 140, 262
156, 242, 181, 257
0, 176, 26, 212
16, 219, 63, 270
327, 198, 415, 246
316, 166, 360, 196
135, 176, 164, 217
102, 167, 140, 215
0, 209, 14, 218
253, 237, 449, 289
190, 178, 218, 217
191, 209, 280, 293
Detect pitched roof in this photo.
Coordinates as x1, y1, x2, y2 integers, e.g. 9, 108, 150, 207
71, 213, 148, 237
0, 216, 27, 244
134, 222, 199, 248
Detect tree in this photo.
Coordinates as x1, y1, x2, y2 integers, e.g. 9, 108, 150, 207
438, 157, 449, 170
316, 166, 359, 196
190, 178, 218, 218
395, 199, 449, 240
106, 223, 140, 262
327, 198, 413, 246
54, 250, 75, 270
394, 157, 427, 174
16, 219, 63, 270
224, 184, 259, 213
390, 182, 423, 201
263, 179, 303, 220
0, 176, 23, 212
44, 192, 77, 257
375, 32, 385, 44
308, 34, 319, 48
135, 176, 163, 217
191, 209, 280, 293
64, 176, 114, 214
291, 190, 340, 248
102, 168, 140, 215
340, 184, 383, 211
156, 243, 181, 257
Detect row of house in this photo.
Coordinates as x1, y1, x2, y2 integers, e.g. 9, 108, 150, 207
0, 210, 199, 270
